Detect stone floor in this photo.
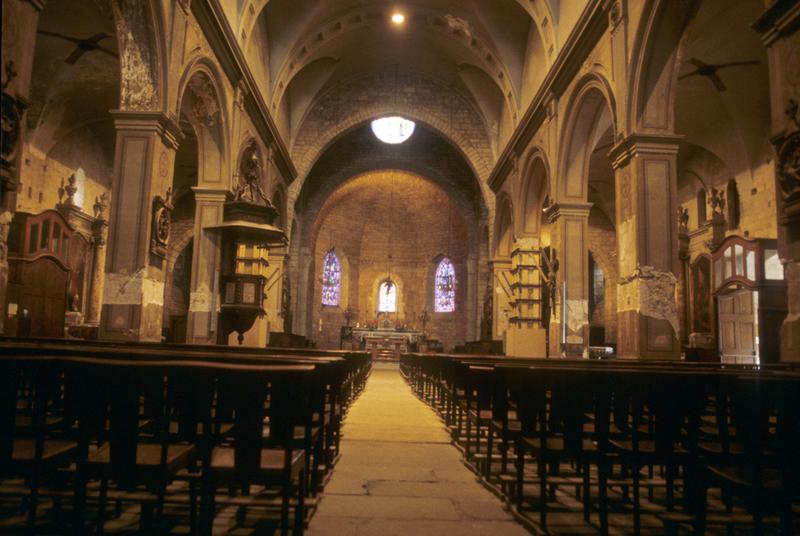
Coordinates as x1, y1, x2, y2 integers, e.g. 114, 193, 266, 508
307, 362, 530, 536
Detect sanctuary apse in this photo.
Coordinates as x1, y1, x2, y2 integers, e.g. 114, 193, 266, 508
1, 0, 799, 363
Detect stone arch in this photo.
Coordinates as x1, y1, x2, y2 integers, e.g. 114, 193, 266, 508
627, 0, 698, 133
290, 72, 496, 182
175, 61, 230, 189
111, 0, 165, 111
518, 149, 551, 237
288, 79, 497, 260
558, 74, 617, 203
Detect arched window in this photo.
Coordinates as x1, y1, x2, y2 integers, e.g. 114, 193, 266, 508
378, 280, 397, 312
321, 249, 340, 306
726, 180, 740, 230
697, 189, 707, 225
434, 258, 456, 312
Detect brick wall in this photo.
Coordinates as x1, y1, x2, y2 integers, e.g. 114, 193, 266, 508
310, 171, 471, 351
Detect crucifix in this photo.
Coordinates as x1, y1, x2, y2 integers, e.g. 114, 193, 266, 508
418, 308, 430, 334
343, 304, 356, 326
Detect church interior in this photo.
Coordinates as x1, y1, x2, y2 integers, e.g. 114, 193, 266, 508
1, 0, 799, 534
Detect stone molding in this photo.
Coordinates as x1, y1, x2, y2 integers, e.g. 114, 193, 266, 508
110, 110, 184, 150
607, 132, 682, 170
488, 0, 609, 192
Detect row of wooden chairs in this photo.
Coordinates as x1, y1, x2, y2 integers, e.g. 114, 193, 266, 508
0, 338, 371, 535
400, 353, 800, 535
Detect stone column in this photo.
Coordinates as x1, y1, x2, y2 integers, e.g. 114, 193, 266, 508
609, 134, 682, 359
546, 203, 591, 358
753, 0, 800, 362
186, 188, 226, 344
1, 0, 43, 334
86, 218, 109, 325
99, 111, 180, 342
295, 246, 313, 337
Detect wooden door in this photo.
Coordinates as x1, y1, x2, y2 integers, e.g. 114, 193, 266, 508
20, 258, 68, 337
718, 289, 756, 361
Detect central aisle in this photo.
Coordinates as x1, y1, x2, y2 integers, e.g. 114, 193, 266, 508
307, 362, 529, 536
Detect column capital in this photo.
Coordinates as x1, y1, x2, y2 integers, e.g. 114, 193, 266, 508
608, 132, 683, 170
110, 110, 184, 150
544, 201, 593, 223
191, 186, 230, 203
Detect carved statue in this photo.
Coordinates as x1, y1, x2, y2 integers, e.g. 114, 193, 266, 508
58, 174, 78, 206
234, 141, 272, 207
678, 206, 690, 234
538, 248, 559, 329
93, 192, 109, 220
150, 187, 173, 258
710, 188, 726, 216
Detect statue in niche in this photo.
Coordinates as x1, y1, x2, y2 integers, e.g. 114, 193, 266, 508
234, 141, 272, 207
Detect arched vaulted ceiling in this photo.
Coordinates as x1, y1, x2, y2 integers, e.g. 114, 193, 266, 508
234, 0, 565, 161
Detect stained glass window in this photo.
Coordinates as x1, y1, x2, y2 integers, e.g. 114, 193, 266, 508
434, 258, 455, 312
378, 280, 397, 312
321, 250, 341, 306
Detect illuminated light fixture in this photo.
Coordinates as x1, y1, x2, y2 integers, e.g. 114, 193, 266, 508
371, 116, 416, 144
391, 12, 405, 24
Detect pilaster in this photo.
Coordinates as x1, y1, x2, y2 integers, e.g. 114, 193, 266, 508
100, 110, 181, 341
609, 133, 682, 359
186, 187, 227, 344
753, 0, 800, 362
546, 203, 592, 357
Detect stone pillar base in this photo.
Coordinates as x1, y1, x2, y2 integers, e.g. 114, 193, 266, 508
780, 261, 800, 362
617, 310, 679, 359
780, 315, 800, 362
100, 303, 163, 342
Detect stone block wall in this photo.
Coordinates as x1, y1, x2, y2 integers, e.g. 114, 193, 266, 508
311, 171, 471, 351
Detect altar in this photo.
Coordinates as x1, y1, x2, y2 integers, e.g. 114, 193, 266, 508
344, 326, 422, 359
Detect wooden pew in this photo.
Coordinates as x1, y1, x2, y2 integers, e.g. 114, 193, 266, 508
0, 337, 372, 535
400, 351, 800, 535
